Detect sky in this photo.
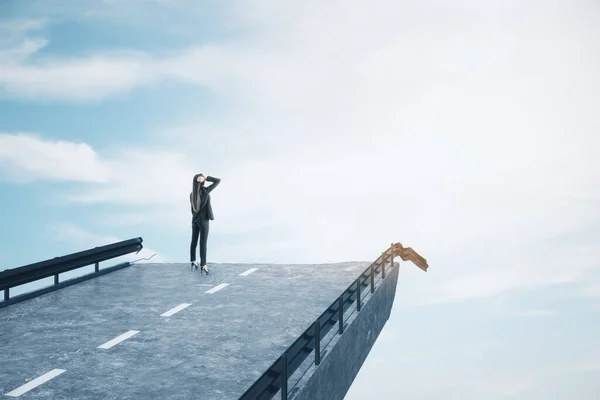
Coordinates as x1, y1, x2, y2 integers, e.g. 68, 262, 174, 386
0, 0, 599, 398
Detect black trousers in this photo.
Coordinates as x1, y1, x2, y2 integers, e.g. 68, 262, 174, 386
190, 219, 210, 266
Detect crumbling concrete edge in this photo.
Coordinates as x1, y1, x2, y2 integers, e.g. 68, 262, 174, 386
290, 262, 400, 400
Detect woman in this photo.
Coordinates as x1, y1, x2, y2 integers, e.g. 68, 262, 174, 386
190, 173, 220, 274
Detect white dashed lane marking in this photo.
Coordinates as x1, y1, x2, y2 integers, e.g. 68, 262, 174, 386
6, 369, 66, 397
239, 268, 258, 276
98, 330, 140, 349
161, 303, 192, 317
205, 283, 229, 294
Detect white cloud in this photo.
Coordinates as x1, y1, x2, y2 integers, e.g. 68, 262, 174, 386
0, 18, 46, 40
563, 360, 600, 373
0, 133, 110, 183
0, 19, 47, 63
512, 310, 557, 317
0, 38, 48, 64
578, 283, 600, 298
65, 147, 195, 205
0, 53, 159, 100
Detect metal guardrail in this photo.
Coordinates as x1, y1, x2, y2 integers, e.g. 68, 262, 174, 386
238, 242, 428, 400
0, 237, 143, 308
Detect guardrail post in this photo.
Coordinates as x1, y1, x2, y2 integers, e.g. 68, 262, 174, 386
356, 278, 361, 312
95, 262, 99, 272
281, 354, 288, 400
314, 320, 321, 365
54, 274, 59, 285
338, 297, 344, 334
370, 264, 375, 293
4, 288, 8, 301
381, 251, 386, 279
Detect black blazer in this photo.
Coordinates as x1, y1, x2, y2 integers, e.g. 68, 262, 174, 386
190, 176, 220, 220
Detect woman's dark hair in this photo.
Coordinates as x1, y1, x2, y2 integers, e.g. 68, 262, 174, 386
191, 173, 204, 213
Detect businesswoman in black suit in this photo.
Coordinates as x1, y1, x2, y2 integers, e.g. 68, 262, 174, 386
190, 173, 220, 273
